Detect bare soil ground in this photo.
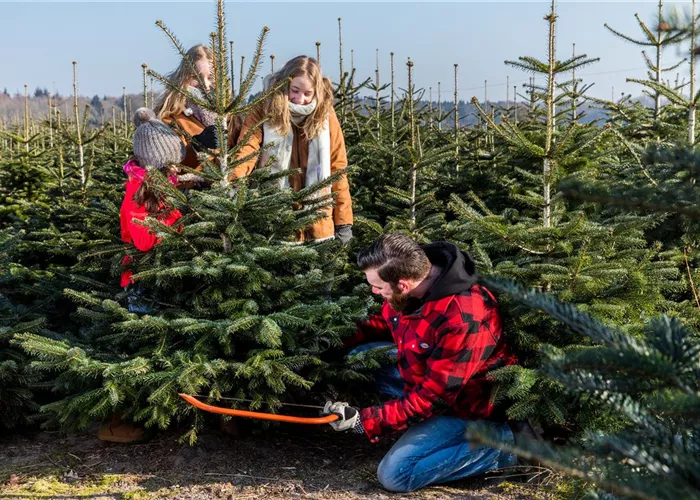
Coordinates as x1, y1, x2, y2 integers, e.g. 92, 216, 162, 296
0, 423, 559, 499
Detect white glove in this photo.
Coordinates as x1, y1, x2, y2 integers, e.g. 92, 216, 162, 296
322, 401, 362, 433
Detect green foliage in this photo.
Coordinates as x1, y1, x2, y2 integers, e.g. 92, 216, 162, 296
17, 168, 373, 437
468, 277, 700, 500
14, 1, 372, 442
434, 2, 681, 435
0, 230, 55, 430
3, 7, 700, 500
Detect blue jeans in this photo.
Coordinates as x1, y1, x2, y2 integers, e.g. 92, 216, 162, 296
349, 342, 517, 492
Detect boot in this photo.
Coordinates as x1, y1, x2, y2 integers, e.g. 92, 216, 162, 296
97, 415, 146, 443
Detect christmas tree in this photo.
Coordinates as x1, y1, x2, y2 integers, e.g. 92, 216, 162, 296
470, 271, 700, 500
17, 0, 372, 443
0, 72, 122, 429
439, 0, 682, 436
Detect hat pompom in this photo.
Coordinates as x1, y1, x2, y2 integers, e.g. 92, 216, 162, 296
133, 107, 157, 128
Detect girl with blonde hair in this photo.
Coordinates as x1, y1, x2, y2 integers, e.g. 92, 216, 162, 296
155, 44, 241, 176
231, 55, 353, 243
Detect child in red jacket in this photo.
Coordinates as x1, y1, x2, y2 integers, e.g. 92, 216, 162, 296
101, 108, 187, 443
120, 107, 185, 310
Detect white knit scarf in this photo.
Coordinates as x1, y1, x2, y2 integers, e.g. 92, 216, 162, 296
260, 99, 331, 197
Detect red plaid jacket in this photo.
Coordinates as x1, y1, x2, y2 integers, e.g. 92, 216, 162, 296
348, 244, 516, 442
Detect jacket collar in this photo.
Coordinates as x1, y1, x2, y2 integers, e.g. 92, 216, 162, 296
400, 242, 478, 316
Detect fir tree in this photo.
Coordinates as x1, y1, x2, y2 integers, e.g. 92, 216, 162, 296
17, 0, 371, 443
605, 0, 686, 122
0, 65, 124, 334
0, 230, 44, 430
469, 274, 700, 500
349, 58, 454, 245
0, 61, 135, 433
592, 0, 696, 154
440, 0, 682, 435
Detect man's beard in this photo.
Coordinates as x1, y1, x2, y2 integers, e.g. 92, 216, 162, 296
388, 285, 409, 312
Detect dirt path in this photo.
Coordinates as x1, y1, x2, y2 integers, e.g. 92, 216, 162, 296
0, 424, 550, 499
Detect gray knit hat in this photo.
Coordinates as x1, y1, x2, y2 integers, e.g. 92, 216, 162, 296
132, 108, 186, 170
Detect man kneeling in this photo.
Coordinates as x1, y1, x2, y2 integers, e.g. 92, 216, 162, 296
322, 232, 519, 492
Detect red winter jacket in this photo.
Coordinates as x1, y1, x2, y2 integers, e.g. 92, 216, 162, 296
120, 160, 182, 287
347, 242, 517, 443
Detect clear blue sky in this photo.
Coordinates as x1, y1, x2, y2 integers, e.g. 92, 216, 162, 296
2, 1, 694, 101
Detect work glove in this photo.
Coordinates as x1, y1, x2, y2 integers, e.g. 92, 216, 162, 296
322, 401, 365, 434
191, 125, 219, 152
334, 224, 353, 244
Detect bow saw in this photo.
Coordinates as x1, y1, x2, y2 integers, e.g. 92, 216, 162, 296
179, 393, 339, 425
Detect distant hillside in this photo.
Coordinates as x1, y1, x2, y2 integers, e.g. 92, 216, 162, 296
352, 97, 610, 127
0, 90, 612, 129
0, 91, 145, 128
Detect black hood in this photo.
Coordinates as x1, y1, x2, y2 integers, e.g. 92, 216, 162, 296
402, 241, 478, 314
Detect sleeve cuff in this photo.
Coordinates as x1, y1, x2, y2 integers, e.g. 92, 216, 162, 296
353, 417, 365, 435
358, 408, 381, 443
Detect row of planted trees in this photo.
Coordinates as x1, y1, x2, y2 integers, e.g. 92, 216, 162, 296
1, 0, 699, 498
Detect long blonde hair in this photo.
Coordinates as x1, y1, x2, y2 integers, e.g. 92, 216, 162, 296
155, 45, 213, 121
262, 56, 333, 139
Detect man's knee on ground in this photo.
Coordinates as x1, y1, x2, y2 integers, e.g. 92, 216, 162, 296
376, 452, 413, 493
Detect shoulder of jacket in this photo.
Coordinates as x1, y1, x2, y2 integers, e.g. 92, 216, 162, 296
124, 175, 144, 191
423, 290, 489, 325
423, 294, 459, 315
420, 296, 461, 328
163, 112, 205, 134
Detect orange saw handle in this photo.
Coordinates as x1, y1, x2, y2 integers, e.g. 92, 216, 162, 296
179, 393, 339, 425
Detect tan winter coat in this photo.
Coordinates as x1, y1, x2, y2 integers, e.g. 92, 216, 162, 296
229, 106, 353, 242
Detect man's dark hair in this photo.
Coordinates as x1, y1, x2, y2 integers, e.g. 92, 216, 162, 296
357, 233, 431, 285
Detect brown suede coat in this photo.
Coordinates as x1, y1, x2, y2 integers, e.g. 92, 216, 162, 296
229, 106, 353, 241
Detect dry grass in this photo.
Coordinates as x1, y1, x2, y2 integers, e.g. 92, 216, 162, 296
0, 425, 561, 499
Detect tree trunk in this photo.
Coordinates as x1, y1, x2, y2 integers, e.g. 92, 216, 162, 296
689, 0, 696, 147
543, 0, 557, 228
408, 60, 417, 227
73, 62, 85, 188
655, 0, 663, 121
